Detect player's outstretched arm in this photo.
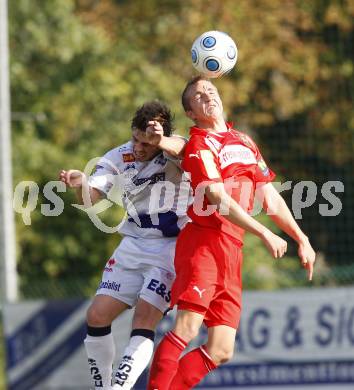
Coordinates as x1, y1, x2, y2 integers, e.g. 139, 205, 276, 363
145, 120, 187, 158
257, 183, 316, 280
59, 169, 102, 206
206, 182, 287, 259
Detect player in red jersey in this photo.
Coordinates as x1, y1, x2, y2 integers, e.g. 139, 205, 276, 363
147, 76, 316, 390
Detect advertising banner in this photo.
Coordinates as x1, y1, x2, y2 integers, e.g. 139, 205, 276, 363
3, 287, 354, 389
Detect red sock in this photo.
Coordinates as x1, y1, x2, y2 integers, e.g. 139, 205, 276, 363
169, 345, 217, 389
147, 331, 187, 390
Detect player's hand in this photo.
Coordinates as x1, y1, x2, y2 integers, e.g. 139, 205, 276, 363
298, 238, 316, 281
145, 120, 164, 146
261, 230, 288, 259
59, 169, 85, 188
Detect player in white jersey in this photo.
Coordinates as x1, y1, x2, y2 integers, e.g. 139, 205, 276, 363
59, 101, 190, 390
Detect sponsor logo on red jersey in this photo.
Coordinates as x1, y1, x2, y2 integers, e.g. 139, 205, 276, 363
257, 158, 270, 176
219, 144, 257, 169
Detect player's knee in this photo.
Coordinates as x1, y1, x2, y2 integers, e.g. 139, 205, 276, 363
174, 311, 203, 342
208, 345, 234, 365
132, 310, 161, 329
174, 321, 200, 342
132, 299, 163, 329
217, 349, 234, 364
86, 304, 111, 327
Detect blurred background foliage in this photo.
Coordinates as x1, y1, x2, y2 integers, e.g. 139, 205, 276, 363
8, 0, 354, 298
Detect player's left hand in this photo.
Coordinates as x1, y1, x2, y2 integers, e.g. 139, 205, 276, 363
298, 239, 316, 281
145, 120, 164, 146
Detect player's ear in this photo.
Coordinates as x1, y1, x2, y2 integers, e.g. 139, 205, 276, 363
186, 110, 196, 121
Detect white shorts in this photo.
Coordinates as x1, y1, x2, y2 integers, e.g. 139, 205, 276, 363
96, 236, 176, 313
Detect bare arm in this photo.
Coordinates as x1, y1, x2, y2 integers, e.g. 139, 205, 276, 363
206, 182, 288, 259
145, 120, 187, 158
257, 183, 316, 280
158, 136, 187, 159
59, 169, 102, 206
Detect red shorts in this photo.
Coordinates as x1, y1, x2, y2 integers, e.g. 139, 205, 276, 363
171, 223, 243, 329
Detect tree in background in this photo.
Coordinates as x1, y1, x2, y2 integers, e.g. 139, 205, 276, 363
9, 0, 354, 296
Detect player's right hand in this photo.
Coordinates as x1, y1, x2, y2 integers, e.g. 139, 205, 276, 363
261, 230, 288, 259
145, 120, 164, 146
298, 239, 316, 281
59, 169, 85, 188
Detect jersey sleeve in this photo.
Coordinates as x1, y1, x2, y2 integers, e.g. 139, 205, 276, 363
182, 136, 222, 190
88, 150, 121, 196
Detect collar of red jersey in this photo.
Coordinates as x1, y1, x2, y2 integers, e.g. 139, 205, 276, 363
189, 122, 234, 136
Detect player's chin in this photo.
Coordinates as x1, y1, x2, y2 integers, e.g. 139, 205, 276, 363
133, 151, 143, 158
134, 154, 147, 162
206, 107, 220, 117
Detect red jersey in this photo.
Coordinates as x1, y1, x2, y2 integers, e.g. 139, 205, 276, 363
182, 123, 276, 244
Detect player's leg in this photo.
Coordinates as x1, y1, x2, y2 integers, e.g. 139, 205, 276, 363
148, 225, 220, 389
113, 298, 163, 389
147, 307, 204, 390
85, 295, 129, 390
205, 324, 236, 364
169, 234, 242, 389
84, 242, 145, 390
113, 264, 175, 389
169, 325, 236, 389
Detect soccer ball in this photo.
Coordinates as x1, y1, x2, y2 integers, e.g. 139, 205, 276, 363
191, 31, 237, 78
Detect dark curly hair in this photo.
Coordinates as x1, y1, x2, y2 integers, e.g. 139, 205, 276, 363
131, 101, 174, 137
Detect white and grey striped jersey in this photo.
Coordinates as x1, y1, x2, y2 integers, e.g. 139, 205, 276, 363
88, 141, 191, 240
